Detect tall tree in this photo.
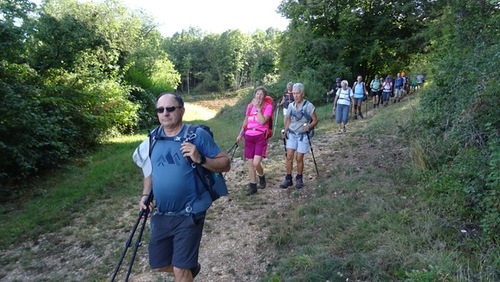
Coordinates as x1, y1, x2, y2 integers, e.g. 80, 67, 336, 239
277, 0, 439, 90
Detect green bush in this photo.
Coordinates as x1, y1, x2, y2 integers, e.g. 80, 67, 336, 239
406, 0, 499, 246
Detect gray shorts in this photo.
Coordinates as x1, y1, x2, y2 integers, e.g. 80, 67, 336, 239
285, 131, 310, 154
148, 213, 205, 270
353, 97, 364, 105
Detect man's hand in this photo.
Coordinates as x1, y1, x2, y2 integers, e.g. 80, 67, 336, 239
181, 142, 201, 163
139, 194, 154, 214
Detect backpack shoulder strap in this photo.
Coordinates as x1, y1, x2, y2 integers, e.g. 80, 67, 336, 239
301, 100, 312, 123
245, 103, 253, 116
148, 125, 162, 155
183, 124, 197, 142
289, 101, 298, 117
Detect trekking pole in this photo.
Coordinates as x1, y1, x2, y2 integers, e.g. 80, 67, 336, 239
305, 127, 319, 176
365, 97, 368, 118
111, 192, 154, 282
224, 143, 238, 177
281, 129, 287, 157
323, 95, 329, 120
227, 142, 238, 156
273, 105, 280, 137
125, 195, 153, 281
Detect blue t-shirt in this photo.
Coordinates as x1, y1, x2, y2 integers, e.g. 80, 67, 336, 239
353, 82, 365, 98
395, 77, 404, 88
150, 124, 221, 214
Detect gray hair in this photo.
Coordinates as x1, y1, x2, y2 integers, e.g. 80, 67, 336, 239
292, 83, 304, 93
341, 80, 349, 87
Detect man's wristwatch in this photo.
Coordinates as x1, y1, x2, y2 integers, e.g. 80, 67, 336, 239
198, 155, 207, 165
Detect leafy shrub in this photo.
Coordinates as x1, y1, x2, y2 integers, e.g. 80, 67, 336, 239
406, 1, 499, 246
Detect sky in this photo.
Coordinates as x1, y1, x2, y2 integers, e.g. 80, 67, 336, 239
121, 0, 290, 37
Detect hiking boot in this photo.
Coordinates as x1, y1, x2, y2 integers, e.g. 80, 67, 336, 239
246, 183, 257, 196
258, 175, 266, 189
295, 177, 304, 189
191, 263, 201, 278
359, 112, 364, 119
354, 114, 358, 120
279, 178, 293, 189
343, 125, 347, 133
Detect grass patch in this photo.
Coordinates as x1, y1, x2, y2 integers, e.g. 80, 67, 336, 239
0, 135, 144, 248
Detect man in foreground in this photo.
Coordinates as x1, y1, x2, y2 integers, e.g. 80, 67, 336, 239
134, 93, 230, 281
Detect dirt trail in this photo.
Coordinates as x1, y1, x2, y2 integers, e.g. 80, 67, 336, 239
129, 106, 363, 281
0, 100, 375, 282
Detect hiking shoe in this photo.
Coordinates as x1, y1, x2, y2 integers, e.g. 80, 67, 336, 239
343, 125, 347, 133
359, 112, 364, 119
279, 179, 293, 189
354, 114, 357, 120
258, 175, 266, 189
191, 263, 201, 278
246, 183, 257, 196
295, 177, 304, 189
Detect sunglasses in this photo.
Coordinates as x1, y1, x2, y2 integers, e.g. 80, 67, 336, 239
155, 106, 182, 113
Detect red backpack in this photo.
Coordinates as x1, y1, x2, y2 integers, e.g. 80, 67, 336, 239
245, 96, 274, 139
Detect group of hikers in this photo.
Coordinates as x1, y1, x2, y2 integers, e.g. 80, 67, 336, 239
239, 72, 425, 196
326, 72, 423, 133
127, 73, 424, 280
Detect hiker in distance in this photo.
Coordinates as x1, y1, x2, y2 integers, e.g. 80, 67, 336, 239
278, 82, 294, 125
370, 74, 381, 108
280, 83, 318, 189
327, 77, 342, 119
381, 76, 393, 107
236, 86, 274, 196
333, 80, 354, 133
352, 75, 369, 119
137, 93, 230, 281
394, 72, 404, 103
